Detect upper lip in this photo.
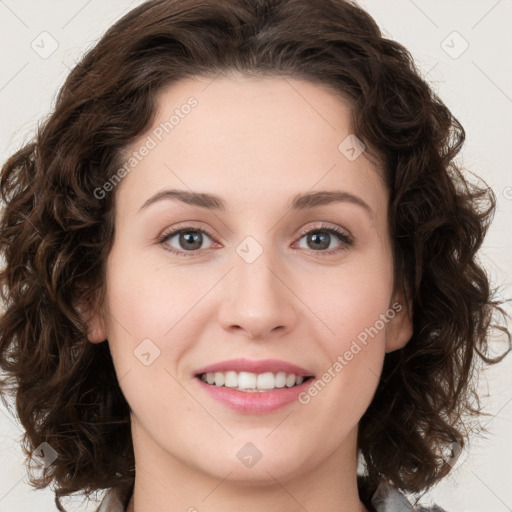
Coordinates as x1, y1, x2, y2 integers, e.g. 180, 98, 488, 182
194, 358, 315, 377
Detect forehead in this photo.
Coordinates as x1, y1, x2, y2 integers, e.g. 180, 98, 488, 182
149, 74, 354, 164
116, 75, 386, 218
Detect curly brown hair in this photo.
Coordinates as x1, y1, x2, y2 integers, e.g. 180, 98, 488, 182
0, 0, 510, 507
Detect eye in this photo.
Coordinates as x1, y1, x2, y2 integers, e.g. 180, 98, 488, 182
159, 225, 216, 256
294, 223, 353, 255
158, 222, 353, 257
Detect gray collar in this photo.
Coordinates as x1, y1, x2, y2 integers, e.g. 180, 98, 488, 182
95, 478, 445, 512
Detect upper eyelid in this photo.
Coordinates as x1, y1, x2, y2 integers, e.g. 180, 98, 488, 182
159, 221, 351, 240
297, 222, 351, 238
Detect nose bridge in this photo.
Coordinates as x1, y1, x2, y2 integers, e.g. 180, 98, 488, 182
236, 237, 280, 301
218, 233, 296, 338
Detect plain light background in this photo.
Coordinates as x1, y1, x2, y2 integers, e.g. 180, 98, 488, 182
0, 1, 511, 511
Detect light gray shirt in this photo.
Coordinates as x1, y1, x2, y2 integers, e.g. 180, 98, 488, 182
94, 479, 447, 512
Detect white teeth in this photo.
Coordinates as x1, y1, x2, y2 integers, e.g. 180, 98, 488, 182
214, 372, 225, 386
200, 370, 309, 391
238, 371, 257, 389
257, 372, 275, 390
224, 371, 238, 388
274, 372, 287, 388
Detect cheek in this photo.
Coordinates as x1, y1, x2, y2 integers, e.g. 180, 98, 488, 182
321, 286, 388, 400
306, 254, 394, 347
102, 243, 220, 386
298, 282, 390, 436
102, 248, 200, 431
302, 254, 393, 401
104, 245, 199, 338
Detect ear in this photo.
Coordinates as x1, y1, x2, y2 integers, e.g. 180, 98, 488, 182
75, 297, 107, 344
384, 288, 413, 353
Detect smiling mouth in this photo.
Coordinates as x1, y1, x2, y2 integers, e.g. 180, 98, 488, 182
196, 371, 315, 392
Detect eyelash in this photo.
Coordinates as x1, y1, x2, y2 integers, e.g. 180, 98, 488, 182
157, 223, 353, 258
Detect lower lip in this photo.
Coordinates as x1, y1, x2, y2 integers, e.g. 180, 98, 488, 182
195, 377, 314, 414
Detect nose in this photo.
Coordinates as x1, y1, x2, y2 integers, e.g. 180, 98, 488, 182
217, 242, 298, 340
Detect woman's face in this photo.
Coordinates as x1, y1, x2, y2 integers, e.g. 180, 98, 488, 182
88, 75, 412, 486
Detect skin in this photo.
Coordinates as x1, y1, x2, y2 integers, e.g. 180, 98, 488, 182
86, 74, 413, 512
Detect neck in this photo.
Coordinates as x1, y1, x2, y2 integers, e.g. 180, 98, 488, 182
126, 419, 369, 512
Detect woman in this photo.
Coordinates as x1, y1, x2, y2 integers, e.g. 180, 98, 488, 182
0, 1, 509, 511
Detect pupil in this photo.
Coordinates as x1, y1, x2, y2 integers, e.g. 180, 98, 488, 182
309, 232, 329, 250
181, 231, 202, 250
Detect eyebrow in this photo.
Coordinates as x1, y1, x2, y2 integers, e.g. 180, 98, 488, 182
138, 189, 374, 219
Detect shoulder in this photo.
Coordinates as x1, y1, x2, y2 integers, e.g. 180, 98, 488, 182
95, 476, 447, 512
95, 480, 134, 512
358, 476, 448, 512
